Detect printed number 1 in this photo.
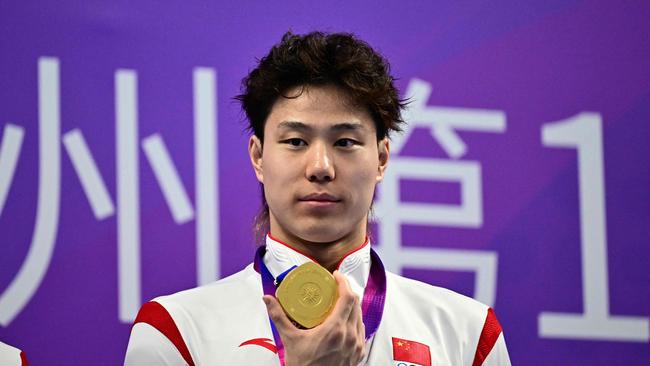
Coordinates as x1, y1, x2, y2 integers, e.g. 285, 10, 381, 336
538, 112, 649, 342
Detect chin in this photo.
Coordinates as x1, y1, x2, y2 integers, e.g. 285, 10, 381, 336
293, 222, 348, 244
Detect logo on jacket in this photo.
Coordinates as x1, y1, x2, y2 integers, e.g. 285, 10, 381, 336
392, 337, 431, 366
239, 338, 277, 354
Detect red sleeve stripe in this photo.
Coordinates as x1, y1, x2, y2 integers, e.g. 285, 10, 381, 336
472, 307, 502, 366
134, 301, 195, 366
20, 351, 28, 366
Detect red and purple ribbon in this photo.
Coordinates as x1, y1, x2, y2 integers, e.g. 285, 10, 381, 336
254, 245, 387, 365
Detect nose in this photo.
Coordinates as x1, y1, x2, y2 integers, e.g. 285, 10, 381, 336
305, 142, 335, 182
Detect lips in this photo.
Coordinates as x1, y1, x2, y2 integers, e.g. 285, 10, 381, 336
299, 192, 341, 202
298, 193, 342, 211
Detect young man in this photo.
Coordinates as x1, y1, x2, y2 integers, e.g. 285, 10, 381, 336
125, 31, 511, 365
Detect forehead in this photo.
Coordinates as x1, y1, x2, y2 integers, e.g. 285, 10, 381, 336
265, 85, 375, 133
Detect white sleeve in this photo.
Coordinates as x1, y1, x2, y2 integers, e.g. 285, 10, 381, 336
124, 323, 189, 366
481, 333, 511, 366
0, 341, 25, 366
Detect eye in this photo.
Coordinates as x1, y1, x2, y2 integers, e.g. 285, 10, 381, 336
334, 138, 358, 148
282, 138, 307, 147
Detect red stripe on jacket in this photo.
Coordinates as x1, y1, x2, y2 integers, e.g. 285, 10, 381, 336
134, 301, 195, 366
472, 308, 502, 366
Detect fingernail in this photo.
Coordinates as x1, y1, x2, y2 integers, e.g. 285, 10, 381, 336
262, 296, 270, 306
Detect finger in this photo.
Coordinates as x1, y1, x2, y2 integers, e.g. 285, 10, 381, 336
349, 297, 366, 364
348, 293, 364, 337
356, 306, 365, 340
354, 298, 367, 364
346, 292, 361, 322
326, 271, 356, 322
263, 295, 296, 334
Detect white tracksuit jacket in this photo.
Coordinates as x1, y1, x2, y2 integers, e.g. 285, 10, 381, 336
125, 236, 511, 365
0, 341, 27, 366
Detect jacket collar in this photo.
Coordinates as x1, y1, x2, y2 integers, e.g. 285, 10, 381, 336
263, 234, 371, 300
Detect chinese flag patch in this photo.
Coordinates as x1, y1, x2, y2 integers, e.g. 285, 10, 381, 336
392, 337, 431, 366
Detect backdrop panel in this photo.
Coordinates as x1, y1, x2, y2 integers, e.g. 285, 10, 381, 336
1, 1, 648, 364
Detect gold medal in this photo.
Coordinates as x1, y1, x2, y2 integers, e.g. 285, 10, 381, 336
276, 262, 338, 329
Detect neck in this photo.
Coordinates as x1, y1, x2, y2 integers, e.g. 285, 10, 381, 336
268, 228, 367, 272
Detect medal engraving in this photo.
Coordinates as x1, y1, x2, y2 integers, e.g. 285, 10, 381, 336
299, 282, 322, 306
276, 262, 337, 328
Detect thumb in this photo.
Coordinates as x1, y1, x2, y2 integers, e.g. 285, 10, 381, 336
263, 295, 296, 334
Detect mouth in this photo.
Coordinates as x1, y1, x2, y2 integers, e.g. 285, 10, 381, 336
298, 193, 342, 210
299, 192, 341, 203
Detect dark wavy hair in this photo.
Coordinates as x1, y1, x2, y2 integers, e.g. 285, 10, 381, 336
235, 31, 407, 242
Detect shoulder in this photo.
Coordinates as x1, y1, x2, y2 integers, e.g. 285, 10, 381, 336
125, 264, 263, 365
153, 264, 260, 312
0, 341, 28, 366
384, 272, 509, 365
386, 271, 489, 324
142, 264, 262, 334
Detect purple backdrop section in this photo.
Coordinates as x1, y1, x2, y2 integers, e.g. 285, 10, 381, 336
1, 1, 649, 364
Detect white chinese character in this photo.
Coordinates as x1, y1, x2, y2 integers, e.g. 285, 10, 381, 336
374, 78, 506, 307
1, 58, 220, 325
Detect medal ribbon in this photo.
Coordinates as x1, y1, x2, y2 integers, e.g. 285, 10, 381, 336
254, 245, 387, 366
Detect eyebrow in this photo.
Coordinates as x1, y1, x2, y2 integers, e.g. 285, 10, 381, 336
277, 121, 366, 132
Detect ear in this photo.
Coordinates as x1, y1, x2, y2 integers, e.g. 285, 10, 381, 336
376, 138, 390, 182
248, 135, 264, 183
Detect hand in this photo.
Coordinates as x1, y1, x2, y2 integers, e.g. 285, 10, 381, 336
263, 270, 366, 366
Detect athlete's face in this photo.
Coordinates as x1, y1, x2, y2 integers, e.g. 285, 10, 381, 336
249, 85, 389, 244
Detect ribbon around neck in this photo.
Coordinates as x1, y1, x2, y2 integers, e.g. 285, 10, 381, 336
254, 245, 387, 366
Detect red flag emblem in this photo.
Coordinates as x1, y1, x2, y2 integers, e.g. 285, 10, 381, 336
392, 337, 431, 366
